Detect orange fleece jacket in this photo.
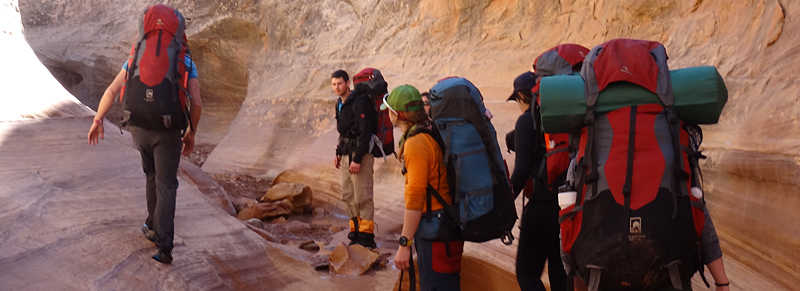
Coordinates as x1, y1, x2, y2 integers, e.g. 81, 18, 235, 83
403, 133, 451, 211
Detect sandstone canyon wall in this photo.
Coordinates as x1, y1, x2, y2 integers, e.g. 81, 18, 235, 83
19, 0, 799, 289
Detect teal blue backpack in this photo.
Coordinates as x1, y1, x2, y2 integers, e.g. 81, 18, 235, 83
424, 77, 517, 244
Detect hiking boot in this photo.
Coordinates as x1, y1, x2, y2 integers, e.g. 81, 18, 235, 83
347, 231, 359, 245
141, 224, 157, 243
152, 249, 173, 264
357, 233, 377, 249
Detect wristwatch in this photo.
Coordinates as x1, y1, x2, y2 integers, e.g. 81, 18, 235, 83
398, 236, 413, 247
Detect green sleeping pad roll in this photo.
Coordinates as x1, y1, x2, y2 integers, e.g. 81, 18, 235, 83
539, 66, 728, 133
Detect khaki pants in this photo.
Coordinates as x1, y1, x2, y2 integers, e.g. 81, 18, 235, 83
339, 154, 375, 232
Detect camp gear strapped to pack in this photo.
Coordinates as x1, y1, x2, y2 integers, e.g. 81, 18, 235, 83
421, 77, 517, 244
353, 68, 395, 159
120, 4, 193, 132
556, 38, 719, 291
539, 66, 728, 133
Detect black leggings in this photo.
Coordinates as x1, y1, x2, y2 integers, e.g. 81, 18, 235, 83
516, 200, 568, 291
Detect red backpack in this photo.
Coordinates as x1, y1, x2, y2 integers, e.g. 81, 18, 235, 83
352, 68, 394, 158
120, 4, 192, 131
558, 39, 708, 290
531, 44, 590, 191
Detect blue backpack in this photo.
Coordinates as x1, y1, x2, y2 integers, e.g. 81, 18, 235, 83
426, 77, 517, 244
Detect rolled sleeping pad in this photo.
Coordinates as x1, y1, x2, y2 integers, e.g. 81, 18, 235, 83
539, 66, 728, 133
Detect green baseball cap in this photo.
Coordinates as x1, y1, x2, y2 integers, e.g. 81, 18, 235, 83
381, 84, 424, 113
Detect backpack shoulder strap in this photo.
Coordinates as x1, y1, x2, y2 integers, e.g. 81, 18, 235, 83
650, 44, 674, 107
425, 185, 459, 223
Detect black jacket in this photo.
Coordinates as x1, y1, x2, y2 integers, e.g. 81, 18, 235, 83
510, 108, 550, 201
336, 86, 377, 164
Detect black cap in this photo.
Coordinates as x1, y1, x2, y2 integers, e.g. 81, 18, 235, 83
507, 71, 536, 102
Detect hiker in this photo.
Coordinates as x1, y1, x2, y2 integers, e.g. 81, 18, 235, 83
87, 4, 201, 264
509, 43, 591, 291
508, 71, 568, 291
333, 68, 391, 249
386, 85, 463, 291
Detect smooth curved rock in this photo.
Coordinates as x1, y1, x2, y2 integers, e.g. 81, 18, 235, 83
13, 0, 800, 290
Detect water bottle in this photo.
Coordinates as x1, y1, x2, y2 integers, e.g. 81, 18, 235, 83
558, 184, 577, 210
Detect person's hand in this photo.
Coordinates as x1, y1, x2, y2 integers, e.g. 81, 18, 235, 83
182, 130, 195, 156
335, 156, 341, 169
88, 118, 104, 145
394, 245, 411, 270
349, 161, 361, 174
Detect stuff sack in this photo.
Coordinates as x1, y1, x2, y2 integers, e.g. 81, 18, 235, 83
539, 66, 727, 133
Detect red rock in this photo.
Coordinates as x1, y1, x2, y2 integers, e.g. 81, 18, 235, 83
259, 182, 312, 214
329, 244, 379, 276
236, 200, 291, 220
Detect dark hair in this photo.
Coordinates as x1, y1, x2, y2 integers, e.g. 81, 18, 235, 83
331, 69, 349, 82
517, 90, 533, 104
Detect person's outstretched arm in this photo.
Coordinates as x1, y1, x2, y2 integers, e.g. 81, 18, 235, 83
707, 257, 730, 291
88, 69, 126, 144
182, 78, 202, 155
701, 204, 729, 290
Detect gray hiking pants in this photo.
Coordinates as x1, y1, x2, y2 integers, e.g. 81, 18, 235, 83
130, 126, 182, 251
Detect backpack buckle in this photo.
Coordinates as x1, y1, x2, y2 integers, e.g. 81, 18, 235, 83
161, 115, 173, 129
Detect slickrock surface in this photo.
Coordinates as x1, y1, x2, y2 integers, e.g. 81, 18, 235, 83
11, 0, 800, 289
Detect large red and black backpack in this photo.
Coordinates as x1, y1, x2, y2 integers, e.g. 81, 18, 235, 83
558, 39, 708, 290
531, 44, 589, 192
121, 4, 192, 132
352, 68, 395, 158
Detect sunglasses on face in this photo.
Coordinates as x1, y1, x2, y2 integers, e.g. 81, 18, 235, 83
382, 93, 398, 115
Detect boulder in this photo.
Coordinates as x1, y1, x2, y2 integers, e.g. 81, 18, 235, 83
232, 196, 258, 213
259, 182, 312, 214
299, 240, 320, 252
236, 200, 292, 221
329, 244, 379, 276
